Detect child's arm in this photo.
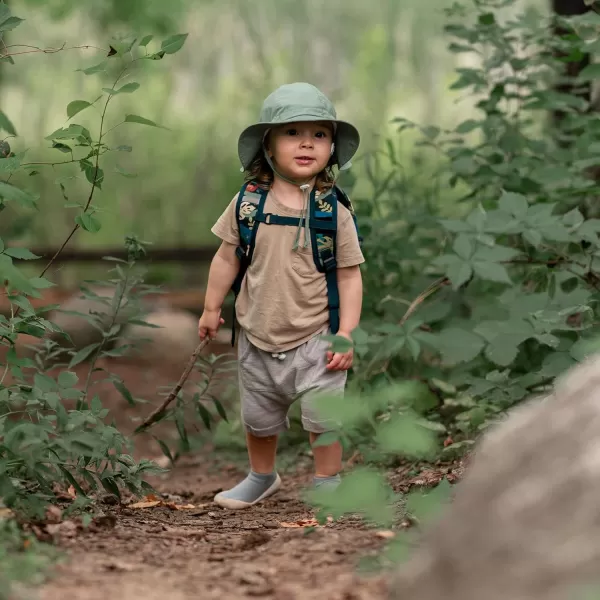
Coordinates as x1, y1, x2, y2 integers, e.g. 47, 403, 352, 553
326, 265, 363, 371
198, 241, 240, 340
337, 265, 363, 338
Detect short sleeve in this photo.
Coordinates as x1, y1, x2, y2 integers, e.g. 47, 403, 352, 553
336, 204, 365, 268
211, 194, 240, 245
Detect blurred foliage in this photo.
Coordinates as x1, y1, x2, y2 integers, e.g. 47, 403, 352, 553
0, 0, 547, 278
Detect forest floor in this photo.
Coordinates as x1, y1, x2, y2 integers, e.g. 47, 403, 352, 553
7, 350, 463, 600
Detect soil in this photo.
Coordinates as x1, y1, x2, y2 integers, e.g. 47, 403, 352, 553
4, 346, 462, 600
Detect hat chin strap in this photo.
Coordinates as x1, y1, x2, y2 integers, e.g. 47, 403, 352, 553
260, 135, 351, 252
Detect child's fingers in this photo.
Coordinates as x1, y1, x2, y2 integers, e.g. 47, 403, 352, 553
327, 352, 344, 371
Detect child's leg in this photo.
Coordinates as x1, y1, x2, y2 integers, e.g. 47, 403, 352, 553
247, 432, 278, 473
295, 335, 348, 490
214, 330, 288, 509
310, 432, 342, 477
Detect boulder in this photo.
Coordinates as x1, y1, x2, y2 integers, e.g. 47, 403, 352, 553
392, 354, 600, 600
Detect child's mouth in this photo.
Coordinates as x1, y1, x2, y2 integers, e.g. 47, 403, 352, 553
295, 157, 315, 166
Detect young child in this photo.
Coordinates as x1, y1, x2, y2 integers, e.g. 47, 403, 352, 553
198, 82, 364, 510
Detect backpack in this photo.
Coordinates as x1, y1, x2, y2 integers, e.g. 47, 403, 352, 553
229, 181, 362, 346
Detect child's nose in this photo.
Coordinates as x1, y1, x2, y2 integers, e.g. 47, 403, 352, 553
300, 135, 314, 148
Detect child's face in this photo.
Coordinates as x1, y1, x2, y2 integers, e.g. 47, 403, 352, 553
268, 121, 333, 181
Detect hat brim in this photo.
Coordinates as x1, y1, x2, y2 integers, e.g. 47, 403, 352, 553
238, 117, 360, 171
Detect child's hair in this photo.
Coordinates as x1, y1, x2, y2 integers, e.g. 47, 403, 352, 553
244, 153, 335, 192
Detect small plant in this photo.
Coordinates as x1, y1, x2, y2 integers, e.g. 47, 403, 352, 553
0, 3, 214, 594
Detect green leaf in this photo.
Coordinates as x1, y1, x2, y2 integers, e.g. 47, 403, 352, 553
194, 396, 212, 430
435, 328, 485, 364
499, 191, 528, 219
485, 338, 520, 366
113, 379, 136, 406
100, 476, 121, 500
579, 63, 600, 81
455, 119, 480, 134
155, 437, 174, 463
0, 16, 24, 32
376, 412, 437, 458
139, 35, 153, 47
124, 114, 165, 128
447, 259, 472, 289
3, 247, 39, 260
75, 213, 101, 233
472, 261, 512, 284
211, 397, 228, 422
453, 234, 473, 260
0, 110, 16, 136
478, 13, 495, 25
0, 181, 38, 209
77, 61, 108, 75
472, 245, 520, 262
312, 431, 339, 448
102, 82, 140, 96
29, 277, 55, 289
68, 343, 100, 369
523, 229, 542, 247
406, 478, 452, 524
58, 371, 78, 388
115, 165, 137, 178
160, 33, 188, 54
67, 100, 92, 119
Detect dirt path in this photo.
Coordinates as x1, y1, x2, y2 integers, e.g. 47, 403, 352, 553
10, 350, 460, 600
38, 456, 391, 600
11, 355, 390, 600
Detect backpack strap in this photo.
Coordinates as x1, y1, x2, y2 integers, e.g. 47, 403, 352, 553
230, 181, 268, 345
334, 184, 363, 248
309, 187, 340, 334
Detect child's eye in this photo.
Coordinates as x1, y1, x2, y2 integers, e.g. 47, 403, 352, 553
315, 131, 328, 139
285, 128, 298, 136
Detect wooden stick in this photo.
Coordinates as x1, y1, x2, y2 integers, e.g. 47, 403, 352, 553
134, 337, 211, 433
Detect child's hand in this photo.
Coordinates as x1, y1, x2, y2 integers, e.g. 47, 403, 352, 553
198, 309, 225, 341
326, 331, 354, 372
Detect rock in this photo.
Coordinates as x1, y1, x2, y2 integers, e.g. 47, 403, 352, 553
392, 353, 600, 600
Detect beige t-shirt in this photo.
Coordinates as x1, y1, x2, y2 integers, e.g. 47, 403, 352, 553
211, 190, 365, 353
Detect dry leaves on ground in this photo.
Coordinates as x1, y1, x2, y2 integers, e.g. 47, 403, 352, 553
129, 494, 196, 511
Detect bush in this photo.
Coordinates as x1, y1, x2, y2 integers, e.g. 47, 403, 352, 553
308, 0, 600, 557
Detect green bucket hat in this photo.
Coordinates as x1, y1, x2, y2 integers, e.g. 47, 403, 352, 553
238, 82, 360, 172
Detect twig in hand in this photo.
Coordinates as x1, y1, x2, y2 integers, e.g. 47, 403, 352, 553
134, 337, 211, 433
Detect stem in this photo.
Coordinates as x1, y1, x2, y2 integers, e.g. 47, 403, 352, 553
83, 265, 131, 398
135, 337, 212, 433
35, 67, 127, 282
0, 43, 107, 59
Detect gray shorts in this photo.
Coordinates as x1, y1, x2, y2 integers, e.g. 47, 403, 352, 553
237, 329, 347, 436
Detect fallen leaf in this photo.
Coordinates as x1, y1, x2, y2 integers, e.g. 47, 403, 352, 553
129, 500, 161, 509
375, 530, 396, 539
443, 436, 454, 447
45, 505, 63, 524
0, 508, 14, 520
67, 485, 77, 499
129, 499, 196, 510
22, 539, 31, 549
280, 518, 321, 528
